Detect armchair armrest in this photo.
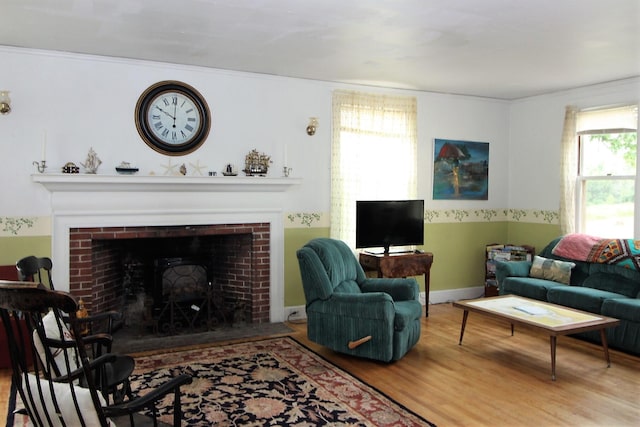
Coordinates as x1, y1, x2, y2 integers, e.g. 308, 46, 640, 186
360, 277, 419, 301
495, 260, 532, 285
310, 292, 395, 320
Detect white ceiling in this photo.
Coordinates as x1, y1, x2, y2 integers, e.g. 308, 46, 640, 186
1, 0, 639, 99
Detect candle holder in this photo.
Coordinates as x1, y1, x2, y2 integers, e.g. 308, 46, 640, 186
283, 166, 292, 177
33, 160, 47, 173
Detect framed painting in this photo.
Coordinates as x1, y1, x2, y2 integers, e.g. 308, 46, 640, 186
433, 138, 489, 200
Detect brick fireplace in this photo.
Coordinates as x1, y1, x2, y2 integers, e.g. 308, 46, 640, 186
33, 174, 301, 324
69, 222, 271, 327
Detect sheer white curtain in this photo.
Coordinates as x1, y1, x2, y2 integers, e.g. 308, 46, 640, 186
559, 106, 578, 235
331, 90, 417, 248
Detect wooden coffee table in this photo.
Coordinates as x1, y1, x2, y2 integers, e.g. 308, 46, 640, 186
452, 295, 620, 380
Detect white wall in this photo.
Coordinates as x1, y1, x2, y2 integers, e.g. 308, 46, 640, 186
508, 78, 640, 210
0, 45, 541, 219
417, 92, 510, 209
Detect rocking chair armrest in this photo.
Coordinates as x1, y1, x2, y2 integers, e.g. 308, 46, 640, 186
82, 333, 113, 347
73, 310, 122, 334
104, 373, 193, 416
52, 353, 118, 383
77, 310, 123, 323
81, 333, 114, 355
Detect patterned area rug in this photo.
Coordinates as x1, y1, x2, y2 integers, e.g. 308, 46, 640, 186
9, 337, 435, 426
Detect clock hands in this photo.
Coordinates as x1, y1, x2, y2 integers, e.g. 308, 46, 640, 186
154, 105, 175, 120
173, 102, 178, 128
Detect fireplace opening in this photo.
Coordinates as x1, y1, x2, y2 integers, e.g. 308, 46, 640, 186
152, 257, 234, 334
68, 223, 271, 337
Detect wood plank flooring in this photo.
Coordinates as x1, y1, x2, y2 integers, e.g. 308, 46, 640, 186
2, 302, 639, 426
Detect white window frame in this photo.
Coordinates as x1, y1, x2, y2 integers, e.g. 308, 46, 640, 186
575, 105, 638, 237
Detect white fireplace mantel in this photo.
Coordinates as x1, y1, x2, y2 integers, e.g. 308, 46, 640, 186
34, 173, 302, 323
32, 173, 302, 192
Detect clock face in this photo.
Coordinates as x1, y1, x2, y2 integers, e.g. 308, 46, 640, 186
135, 81, 211, 156
147, 91, 201, 145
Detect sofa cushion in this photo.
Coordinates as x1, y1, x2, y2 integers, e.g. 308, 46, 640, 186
500, 277, 567, 301
529, 256, 575, 284
601, 298, 640, 322
547, 286, 628, 314
582, 271, 640, 298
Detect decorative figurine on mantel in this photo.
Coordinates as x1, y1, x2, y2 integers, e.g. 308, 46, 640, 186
81, 147, 101, 174
223, 163, 238, 176
243, 149, 272, 176
62, 162, 80, 174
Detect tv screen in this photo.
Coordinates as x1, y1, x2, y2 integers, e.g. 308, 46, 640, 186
355, 200, 424, 254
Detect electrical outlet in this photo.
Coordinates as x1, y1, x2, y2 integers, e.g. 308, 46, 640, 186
285, 307, 305, 320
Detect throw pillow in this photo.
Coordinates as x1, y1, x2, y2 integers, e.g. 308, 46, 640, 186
21, 373, 114, 427
32, 310, 79, 377
529, 255, 576, 284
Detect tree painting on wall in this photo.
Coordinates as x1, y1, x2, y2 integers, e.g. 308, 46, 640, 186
433, 138, 489, 200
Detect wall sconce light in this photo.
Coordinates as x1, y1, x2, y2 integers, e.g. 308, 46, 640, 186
306, 117, 318, 136
0, 91, 10, 115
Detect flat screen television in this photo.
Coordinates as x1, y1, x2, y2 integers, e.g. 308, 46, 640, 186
355, 200, 424, 254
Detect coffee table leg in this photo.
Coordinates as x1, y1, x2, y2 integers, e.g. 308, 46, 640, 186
458, 310, 469, 345
600, 329, 612, 367
550, 336, 557, 381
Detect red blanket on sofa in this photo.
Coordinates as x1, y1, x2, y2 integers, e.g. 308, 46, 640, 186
552, 233, 640, 270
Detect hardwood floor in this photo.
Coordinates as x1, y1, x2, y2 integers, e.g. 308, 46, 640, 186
2, 302, 639, 426
288, 303, 640, 426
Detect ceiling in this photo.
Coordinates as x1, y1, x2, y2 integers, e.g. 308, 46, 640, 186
1, 0, 639, 100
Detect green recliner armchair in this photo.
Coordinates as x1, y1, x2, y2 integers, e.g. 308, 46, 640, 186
296, 238, 422, 362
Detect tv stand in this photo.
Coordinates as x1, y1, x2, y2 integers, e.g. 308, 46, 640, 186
359, 251, 434, 317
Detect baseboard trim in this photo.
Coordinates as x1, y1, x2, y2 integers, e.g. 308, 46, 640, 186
426, 287, 485, 305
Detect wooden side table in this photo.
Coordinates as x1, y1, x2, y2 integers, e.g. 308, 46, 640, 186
359, 251, 434, 317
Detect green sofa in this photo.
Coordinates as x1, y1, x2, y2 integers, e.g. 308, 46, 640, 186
496, 237, 640, 355
296, 238, 422, 362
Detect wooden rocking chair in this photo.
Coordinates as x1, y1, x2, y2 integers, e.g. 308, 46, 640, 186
0, 280, 192, 426
16, 255, 135, 403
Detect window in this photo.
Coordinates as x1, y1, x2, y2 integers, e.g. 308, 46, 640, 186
576, 106, 638, 237
331, 91, 417, 247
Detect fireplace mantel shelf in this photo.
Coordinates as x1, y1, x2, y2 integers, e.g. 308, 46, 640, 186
32, 173, 302, 193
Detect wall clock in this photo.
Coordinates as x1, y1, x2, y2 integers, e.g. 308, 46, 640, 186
135, 81, 211, 156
